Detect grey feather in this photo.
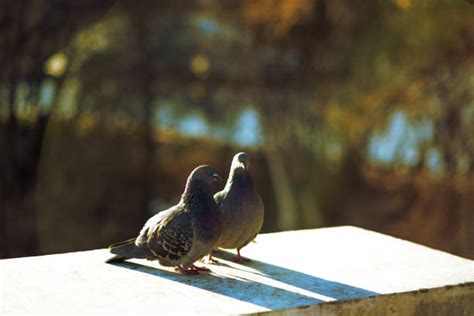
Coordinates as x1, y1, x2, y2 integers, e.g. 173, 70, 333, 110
214, 152, 264, 256
106, 238, 149, 263
107, 165, 222, 270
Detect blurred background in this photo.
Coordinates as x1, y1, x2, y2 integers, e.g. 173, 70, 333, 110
1, 0, 473, 259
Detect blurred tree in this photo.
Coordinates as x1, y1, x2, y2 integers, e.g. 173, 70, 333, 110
1, 0, 473, 258
0, 0, 116, 257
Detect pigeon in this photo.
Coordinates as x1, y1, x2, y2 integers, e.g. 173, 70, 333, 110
210, 152, 264, 263
106, 165, 223, 275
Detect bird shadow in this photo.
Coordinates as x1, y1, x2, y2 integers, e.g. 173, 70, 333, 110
213, 250, 378, 301
108, 251, 378, 311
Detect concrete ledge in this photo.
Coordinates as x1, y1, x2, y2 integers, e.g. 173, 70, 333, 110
263, 283, 473, 316
1, 226, 473, 315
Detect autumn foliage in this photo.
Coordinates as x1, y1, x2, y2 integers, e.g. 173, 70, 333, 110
1, 0, 473, 259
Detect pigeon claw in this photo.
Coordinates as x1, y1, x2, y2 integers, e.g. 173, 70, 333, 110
233, 256, 251, 264
234, 249, 251, 264
191, 263, 211, 272
175, 266, 200, 275
206, 253, 219, 265
207, 257, 219, 265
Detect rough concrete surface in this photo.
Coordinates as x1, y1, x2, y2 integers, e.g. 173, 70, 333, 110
1, 226, 473, 315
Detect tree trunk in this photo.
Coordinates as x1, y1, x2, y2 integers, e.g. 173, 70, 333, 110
133, 14, 157, 221
263, 146, 298, 230
1, 114, 50, 258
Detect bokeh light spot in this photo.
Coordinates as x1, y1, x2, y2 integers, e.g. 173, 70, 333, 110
394, 0, 411, 10
190, 54, 210, 77
44, 53, 68, 77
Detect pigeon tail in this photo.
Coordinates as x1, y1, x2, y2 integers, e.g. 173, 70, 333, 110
106, 238, 148, 263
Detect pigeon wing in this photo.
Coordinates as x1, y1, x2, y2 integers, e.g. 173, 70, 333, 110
146, 210, 193, 262
135, 207, 173, 248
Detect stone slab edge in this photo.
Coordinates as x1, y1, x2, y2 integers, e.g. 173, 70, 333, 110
251, 282, 474, 316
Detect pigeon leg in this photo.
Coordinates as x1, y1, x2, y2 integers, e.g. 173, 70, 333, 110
207, 251, 219, 264
175, 265, 199, 275
233, 248, 251, 263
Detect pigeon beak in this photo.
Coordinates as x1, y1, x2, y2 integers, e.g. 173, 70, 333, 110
212, 173, 222, 183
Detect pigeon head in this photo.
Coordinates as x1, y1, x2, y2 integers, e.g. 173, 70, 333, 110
181, 165, 222, 204
189, 165, 222, 185
232, 152, 250, 170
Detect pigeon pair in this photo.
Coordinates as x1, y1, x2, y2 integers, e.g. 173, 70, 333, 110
106, 152, 264, 275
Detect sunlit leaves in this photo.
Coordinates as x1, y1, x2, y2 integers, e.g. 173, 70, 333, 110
44, 53, 68, 77
393, 0, 411, 10
190, 54, 210, 77
242, 0, 314, 37
33, 0, 474, 175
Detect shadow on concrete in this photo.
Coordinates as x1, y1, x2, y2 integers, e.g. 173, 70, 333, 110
108, 251, 378, 311
214, 249, 378, 301
110, 260, 326, 310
